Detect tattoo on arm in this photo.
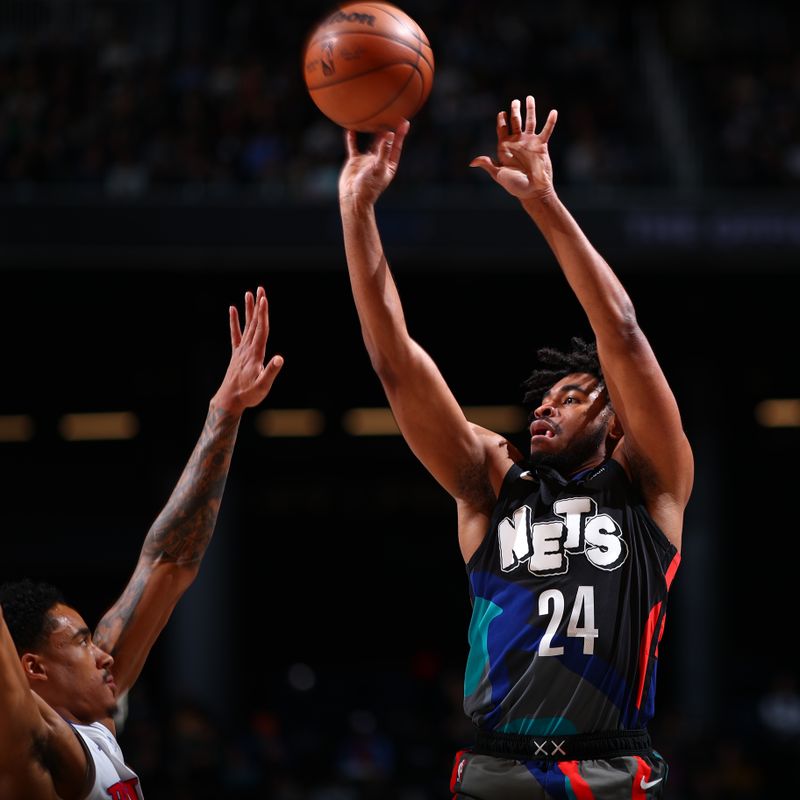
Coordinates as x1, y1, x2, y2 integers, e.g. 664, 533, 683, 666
145, 406, 241, 565
94, 406, 240, 648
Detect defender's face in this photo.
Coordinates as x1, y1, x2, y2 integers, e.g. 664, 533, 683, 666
528, 372, 612, 470
35, 603, 117, 724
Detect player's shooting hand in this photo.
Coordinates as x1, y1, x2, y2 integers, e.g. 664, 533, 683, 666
212, 286, 284, 415
470, 96, 558, 201
338, 119, 410, 206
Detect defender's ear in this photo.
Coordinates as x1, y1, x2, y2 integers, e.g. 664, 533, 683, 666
21, 652, 48, 682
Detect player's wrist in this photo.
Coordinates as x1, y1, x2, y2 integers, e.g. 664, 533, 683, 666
519, 187, 558, 209
340, 193, 376, 218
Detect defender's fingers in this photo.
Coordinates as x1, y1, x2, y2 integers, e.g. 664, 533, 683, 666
256, 286, 268, 332
229, 306, 242, 350
243, 290, 255, 332
255, 354, 285, 394
251, 295, 269, 355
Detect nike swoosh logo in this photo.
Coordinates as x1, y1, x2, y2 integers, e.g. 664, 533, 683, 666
640, 776, 663, 790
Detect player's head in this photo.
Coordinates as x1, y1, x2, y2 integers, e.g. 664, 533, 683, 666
0, 578, 118, 723
522, 337, 621, 474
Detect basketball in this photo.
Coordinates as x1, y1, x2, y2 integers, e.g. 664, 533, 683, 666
302, 2, 434, 133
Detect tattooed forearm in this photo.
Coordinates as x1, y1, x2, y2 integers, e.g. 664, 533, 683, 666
142, 405, 241, 566
92, 568, 147, 651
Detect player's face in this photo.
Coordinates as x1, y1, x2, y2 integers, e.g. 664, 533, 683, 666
37, 603, 118, 724
528, 372, 613, 474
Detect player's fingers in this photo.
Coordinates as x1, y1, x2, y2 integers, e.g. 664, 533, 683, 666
389, 118, 410, 165
469, 155, 500, 179
539, 109, 558, 143
525, 95, 536, 134
496, 111, 508, 142
344, 129, 358, 157
509, 98, 522, 134
378, 130, 395, 162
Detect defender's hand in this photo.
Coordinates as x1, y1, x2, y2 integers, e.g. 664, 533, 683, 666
212, 286, 284, 415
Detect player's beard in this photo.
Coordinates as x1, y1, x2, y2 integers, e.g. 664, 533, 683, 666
528, 422, 608, 477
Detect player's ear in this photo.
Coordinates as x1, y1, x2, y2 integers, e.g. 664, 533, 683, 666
607, 412, 624, 443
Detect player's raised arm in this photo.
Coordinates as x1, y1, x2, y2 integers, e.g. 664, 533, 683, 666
471, 95, 693, 548
338, 123, 517, 533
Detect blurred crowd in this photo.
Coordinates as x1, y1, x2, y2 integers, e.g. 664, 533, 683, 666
0, 0, 798, 199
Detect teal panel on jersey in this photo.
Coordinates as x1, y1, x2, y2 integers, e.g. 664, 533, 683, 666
499, 716, 577, 736
465, 595, 503, 696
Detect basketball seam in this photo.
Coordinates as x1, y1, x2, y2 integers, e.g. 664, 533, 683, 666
335, 69, 424, 126
305, 38, 434, 79
307, 61, 425, 94
305, 32, 431, 88
308, 30, 426, 51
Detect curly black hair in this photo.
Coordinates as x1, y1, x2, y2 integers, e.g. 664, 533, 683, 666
0, 578, 65, 654
522, 336, 604, 408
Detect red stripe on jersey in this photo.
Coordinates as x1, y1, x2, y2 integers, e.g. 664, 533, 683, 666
635, 601, 662, 710
559, 760, 596, 799
655, 612, 667, 658
665, 552, 681, 589
634, 551, 681, 709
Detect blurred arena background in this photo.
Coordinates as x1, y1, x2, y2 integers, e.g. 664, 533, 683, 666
0, 1, 798, 797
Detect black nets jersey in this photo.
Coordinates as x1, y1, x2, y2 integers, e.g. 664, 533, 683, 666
463, 459, 680, 735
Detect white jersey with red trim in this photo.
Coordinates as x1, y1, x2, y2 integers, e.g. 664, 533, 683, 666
71, 721, 143, 800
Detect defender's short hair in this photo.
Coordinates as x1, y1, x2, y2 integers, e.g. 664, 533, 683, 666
0, 579, 65, 654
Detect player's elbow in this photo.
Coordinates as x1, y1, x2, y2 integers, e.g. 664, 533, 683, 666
599, 305, 643, 351
363, 335, 416, 385
611, 298, 639, 334
153, 559, 201, 599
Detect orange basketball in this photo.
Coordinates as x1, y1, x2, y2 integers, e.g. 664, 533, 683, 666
302, 2, 434, 133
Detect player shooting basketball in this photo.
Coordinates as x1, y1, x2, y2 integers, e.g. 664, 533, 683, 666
336, 95, 694, 798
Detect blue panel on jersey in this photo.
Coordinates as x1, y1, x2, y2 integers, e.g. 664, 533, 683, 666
468, 570, 632, 729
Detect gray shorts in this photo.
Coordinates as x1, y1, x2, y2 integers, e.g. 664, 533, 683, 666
450, 749, 669, 799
